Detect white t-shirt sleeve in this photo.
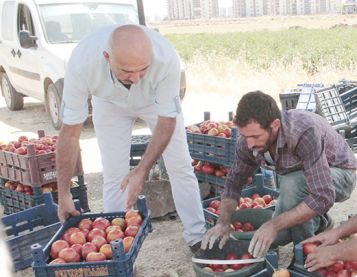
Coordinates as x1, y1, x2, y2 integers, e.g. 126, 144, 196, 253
61, 64, 89, 125
154, 52, 181, 118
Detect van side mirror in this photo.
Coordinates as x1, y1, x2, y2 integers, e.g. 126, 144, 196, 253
19, 30, 37, 48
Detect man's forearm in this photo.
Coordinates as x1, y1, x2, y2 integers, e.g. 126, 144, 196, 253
138, 116, 176, 172
217, 198, 239, 226
56, 124, 82, 197
271, 201, 318, 232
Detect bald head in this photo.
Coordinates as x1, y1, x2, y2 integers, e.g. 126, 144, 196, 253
108, 25, 152, 70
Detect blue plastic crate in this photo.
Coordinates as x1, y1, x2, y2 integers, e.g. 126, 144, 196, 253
31, 195, 152, 277
129, 135, 151, 166
187, 128, 238, 167
202, 174, 280, 229
1, 193, 60, 271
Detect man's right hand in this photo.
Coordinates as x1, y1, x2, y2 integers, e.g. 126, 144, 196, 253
201, 223, 232, 250
58, 194, 80, 224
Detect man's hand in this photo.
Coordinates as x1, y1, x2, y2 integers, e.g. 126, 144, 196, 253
201, 223, 232, 250
248, 220, 277, 258
120, 168, 147, 210
58, 194, 80, 224
304, 245, 336, 272
301, 228, 340, 247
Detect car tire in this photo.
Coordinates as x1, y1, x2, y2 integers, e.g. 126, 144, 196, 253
46, 81, 63, 130
1, 73, 24, 111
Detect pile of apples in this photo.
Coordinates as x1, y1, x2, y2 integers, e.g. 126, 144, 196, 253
303, 241, 357, 277
193, 160, 230, 177
186, 120, 235, 138
3, 180, 77, 195
0, 135, 57, 155
202, 251, 254, 273
206, 193, 277, 216
49, 211, 143, 264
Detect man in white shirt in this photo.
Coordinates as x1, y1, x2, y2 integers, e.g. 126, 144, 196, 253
56, 24, 205, 250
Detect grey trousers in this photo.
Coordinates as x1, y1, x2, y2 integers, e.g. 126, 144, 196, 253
273, 168, 356, 246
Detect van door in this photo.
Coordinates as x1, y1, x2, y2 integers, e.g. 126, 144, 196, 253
10, 2, 43, 99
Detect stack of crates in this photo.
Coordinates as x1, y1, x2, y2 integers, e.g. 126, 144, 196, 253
130, 135, 151, 166
279, 83, 324, 113
0, 130, 89, 214
186, 112, 238, 195
1, 193, 61, 271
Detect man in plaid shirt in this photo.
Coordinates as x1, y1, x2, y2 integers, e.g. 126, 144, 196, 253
202, 91, 357, 258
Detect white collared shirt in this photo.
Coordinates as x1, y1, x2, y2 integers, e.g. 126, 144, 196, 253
61, 25, 181, 125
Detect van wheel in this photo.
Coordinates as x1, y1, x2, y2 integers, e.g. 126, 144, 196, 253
1, 73, 24, 110
46, 81, 63, 130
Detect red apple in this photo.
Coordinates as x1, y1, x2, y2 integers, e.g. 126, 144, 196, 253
70, 244, 82, 255
58, 247, 80, 263
262, 194, 273, 205
209, 200, 221, 210
303, 242, 319, 256
123, 236, 134, 253
49, 258, 66, 264
92, 217, 110, 230
124, 225, 139, 237
86, 252, 106, 262
51, 240, 70, 259
91, 236, 107, 250
242, 222, 255, 232
70, 231, 86, 245
107, 229, 125, 242
111, 217, 127, 230
88, 228, 106, 242
105, 225, 122, 234
78, 218, 93, 230
126, 215, 143, 227
125, 210, 140, 220
99, 244, 112, 259
81, 242, 98, 259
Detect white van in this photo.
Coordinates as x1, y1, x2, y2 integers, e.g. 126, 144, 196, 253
0, 0, 186, 129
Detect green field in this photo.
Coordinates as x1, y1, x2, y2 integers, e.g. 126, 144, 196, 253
165, 28, 357, 75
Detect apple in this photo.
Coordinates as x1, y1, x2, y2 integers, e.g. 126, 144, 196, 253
91, 236, 107, 250
78, 218, 93, 230
239, 203, 251, 209
51, 240, 70, 259
81, 242, 98, 259
262, 194, 273, 205
125, 210, 141, 220
207, 128, 219, 136
86, 252, 106, 262
303, 242, 319, 256
92, 217, 110, 230
88, 228, 106, 241
15, 147, 27, 155
126, 215, 143, 227
58, 247, 80, 263
232, 221, 243, 231
336, 270, 351, 277
107, 229, 125, 242
242, 222, 255, 232
49, 258, 66, 264
15, 184, 24, 193
111, 217, 127, 230
70, 244, 82, 255
17, 135, 28, 143
123, 236, 134, 253
70, 231, 86, 245
209, 200, 221, 210
206, 207, 216, 214
253, 197, 266, 207
105, 225, 122, 234
210, 263, 222, 271
99, 244, 113, 259
203, 267, 213, 272
125, 225, 139, 237
201, 164, 215, 175
240, 252, 253, 266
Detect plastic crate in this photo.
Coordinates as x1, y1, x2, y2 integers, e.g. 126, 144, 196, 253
129, 135, 151, 166
0, 176, 89, 215
315, 86, 351, 130
347, 137, 357, 153
31, 195, 152, 277
0, 131, 83, 186
192, 239, 265, 277
187, 128, 238, 167
280, 90, 300, 111
203, 174, 279, 229
288, 244, 323, 277
1, 193, 61, 271
340, 86, 357, 126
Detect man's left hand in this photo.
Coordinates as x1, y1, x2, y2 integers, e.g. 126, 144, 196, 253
248, 220, 277, 258
120, 168, 146, 210
304, 245, 335, 272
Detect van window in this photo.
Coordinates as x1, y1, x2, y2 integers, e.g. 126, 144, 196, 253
39, 3, 139, 43
18, 4, 36, 36
1, 1, 16, 41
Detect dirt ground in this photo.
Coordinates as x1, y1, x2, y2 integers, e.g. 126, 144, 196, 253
1, 15, 357, 277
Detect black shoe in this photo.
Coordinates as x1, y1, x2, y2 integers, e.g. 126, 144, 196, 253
190, 241, 202, 253
316, 213, 334, 234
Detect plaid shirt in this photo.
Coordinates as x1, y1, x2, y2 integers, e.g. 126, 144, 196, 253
222, 110, 357, 214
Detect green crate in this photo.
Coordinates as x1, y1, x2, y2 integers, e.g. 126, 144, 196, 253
192, 239, 264, 277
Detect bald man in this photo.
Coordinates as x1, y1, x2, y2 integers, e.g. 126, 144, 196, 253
56, 25, 206, 251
